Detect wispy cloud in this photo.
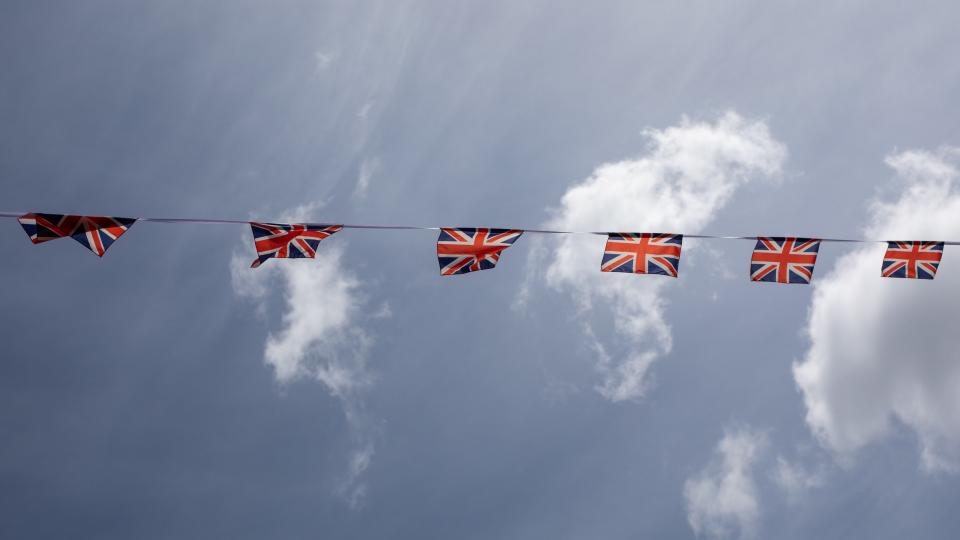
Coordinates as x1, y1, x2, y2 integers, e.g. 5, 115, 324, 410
339, 441, 375, 510
314, 49, 339, 71
770, 455, 824, 502
536, 112, 786, 401
353, 157, 380, 200
685, 426, 768, 539
357, 101, 374, 121
231, 201, 384, 507
795, 147, 960, 473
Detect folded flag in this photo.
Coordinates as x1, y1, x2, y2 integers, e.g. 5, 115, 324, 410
437, 227, 523, 276
601, 233, 682, 277
881, 241, 944, 279
18, 213, 136, 257
750, 237, 821, 284
250, 222, 343, 268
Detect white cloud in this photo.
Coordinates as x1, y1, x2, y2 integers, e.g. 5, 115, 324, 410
353, 157, 380, 200
685, 427, 767, 539
357, 101, 374, 121
231, 202, 380, 506
339, 441, 375, 510
771, 456, 823, 502
371, 301, 392, 319
542, 112, 786, 400
794, 147, 960, 473
314, 49, 339, 71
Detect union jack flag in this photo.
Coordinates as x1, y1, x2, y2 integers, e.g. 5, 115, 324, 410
750, 237, 821, 284
882, 241, 944, 279
601, 233, 682, 277
17, 212, 136, 257
250, 222, 343, 268
437, 227, 523, 276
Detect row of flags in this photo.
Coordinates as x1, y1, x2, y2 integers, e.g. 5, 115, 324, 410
12, 212, 949, 282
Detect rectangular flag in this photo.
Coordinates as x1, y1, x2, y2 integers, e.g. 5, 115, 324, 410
437, 228, 523, 276
18, 213, 136, 257
750, 237, 821, 284
250, 222, 343, 268
601, 233, 682, 277
881, 241, 944, 279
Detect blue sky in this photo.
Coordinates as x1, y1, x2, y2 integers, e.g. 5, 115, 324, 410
3, 1, 960, 538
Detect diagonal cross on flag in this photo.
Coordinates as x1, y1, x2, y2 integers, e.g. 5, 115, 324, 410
600, 233, 683, 277
436, 227, 523, 276
881, 241, 944, 279
750, 237, 821, 284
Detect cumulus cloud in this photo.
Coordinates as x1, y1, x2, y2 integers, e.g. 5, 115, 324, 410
794, 147, 960, 473
231, 201, 382, 506
542, 112, 786, 400
685, 427, 768, 539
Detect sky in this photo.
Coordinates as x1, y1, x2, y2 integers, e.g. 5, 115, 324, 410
2, 1, 960, 538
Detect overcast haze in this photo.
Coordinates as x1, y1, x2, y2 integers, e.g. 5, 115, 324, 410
3, 1, 960, 538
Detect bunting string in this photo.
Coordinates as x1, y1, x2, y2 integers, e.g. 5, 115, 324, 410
5, 210, 960, 243
1, 210, 955, 281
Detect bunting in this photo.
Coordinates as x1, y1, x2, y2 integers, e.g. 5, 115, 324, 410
249, 222, 343, 268
600, 233, 683, 277
1, 212, 955, 286
17, 213, 136, 257
750, 237, 821, 284
436, 228, 523, 275
881, 241, 944, 279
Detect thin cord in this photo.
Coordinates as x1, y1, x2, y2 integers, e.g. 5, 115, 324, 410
2, 211, 957, 244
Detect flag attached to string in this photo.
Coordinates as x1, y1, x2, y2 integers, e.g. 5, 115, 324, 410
881, 241, 944, 279
750, 237, 821, 284
18, 213, 136, 257
601, 233, 683, 277
437, 228, 523, 276
249, 222, 343, 268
